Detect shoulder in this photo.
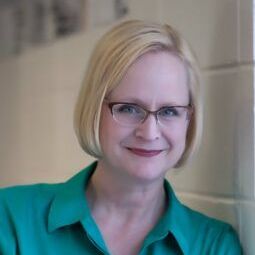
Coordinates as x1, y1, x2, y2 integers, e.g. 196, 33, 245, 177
164, 180, 242, 253
0, 182, 63, 226
163, 180, 242, 253
0, 183, 63, 254
0, 182, 62, 210
182, 205, 242, 254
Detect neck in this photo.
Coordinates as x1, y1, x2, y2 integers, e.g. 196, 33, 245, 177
86, 160, 166, 222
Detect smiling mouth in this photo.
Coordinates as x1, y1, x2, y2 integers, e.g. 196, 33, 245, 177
127, 148, 163, 157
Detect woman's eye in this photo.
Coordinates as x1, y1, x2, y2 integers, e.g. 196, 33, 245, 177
159, 107, 179, 117
117, 104, 140, 114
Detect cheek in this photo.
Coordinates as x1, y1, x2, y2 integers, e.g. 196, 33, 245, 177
167, 125, 189, 162
176, 123, 190, 153
168, 123, 189, 142
165, 123, 189, 158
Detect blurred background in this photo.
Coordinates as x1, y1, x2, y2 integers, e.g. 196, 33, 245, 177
0, 0, 254, 253
0, 0, 128, 56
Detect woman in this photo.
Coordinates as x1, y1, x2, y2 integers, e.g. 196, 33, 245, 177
0, 20, 242, 254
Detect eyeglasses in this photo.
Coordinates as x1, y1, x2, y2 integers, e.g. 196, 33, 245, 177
106, 101, 193, 127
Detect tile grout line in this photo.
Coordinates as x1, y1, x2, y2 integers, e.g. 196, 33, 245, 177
175, 191, 255, 204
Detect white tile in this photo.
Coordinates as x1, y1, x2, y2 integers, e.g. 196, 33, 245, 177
168, 68, 254, 197
239, 0, 253, 62
159, 0, 238, 68
239, 201, 255, 254
176, 192, 239, 229
234, 67, 254, 198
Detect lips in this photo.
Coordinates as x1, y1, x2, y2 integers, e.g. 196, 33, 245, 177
127, 147, 163, 157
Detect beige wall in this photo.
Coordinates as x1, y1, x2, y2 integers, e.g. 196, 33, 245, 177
0, 0, 254, 253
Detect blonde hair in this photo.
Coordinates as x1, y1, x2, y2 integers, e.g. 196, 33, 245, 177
74, 20, 203, 167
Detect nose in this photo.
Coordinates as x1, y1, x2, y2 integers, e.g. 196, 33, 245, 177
134, 114, 161, 140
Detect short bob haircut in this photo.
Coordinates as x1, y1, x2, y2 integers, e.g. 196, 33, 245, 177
74, 19, 203, 167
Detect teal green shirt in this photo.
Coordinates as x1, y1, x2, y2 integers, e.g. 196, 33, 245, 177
0, 162, 242, 254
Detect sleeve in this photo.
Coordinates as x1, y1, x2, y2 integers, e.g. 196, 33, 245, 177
211, 224, 243, 255
0, 189, 17, 255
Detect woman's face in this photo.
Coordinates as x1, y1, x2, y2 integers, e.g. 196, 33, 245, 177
99, 51, 190, 183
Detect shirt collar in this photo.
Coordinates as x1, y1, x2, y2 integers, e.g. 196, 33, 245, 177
161, 180, 190, 253
47, 161, 190, 253
47, 161, 97, 232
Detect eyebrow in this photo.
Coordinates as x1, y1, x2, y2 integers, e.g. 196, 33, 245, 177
106, 97, 187, 108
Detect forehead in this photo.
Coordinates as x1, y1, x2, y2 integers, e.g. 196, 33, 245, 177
108, 51, 189, 106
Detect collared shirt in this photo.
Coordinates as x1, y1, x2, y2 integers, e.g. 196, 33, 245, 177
0, 162, 242, 255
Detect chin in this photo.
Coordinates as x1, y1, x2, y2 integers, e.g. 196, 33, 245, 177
123, 159, 170, 182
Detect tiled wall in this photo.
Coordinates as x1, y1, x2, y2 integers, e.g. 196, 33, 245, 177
0, 0, 253, 253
